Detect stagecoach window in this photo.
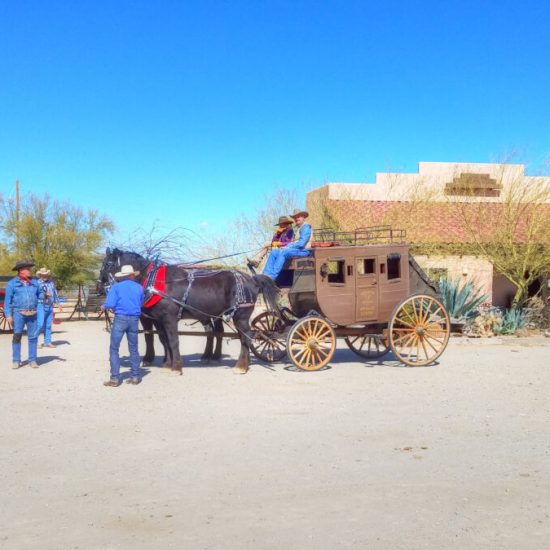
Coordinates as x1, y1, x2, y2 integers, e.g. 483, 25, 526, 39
357, 258, 375, 275
387, 255, 401, 280
327, 259, 345, 284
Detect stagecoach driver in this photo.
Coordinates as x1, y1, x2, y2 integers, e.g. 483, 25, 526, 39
263, 208, 312, 280
101, 265, 144, 387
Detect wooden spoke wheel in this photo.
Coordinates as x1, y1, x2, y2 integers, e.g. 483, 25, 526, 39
287, 316, 336, 371
345, 331, 389, 359
250, 311, 288, 362
389, 294, 450, 366
0, 304, 13, 333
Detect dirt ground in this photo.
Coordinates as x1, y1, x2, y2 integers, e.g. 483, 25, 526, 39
1, 319, 549, 549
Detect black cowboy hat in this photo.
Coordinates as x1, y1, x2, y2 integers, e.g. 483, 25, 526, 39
12, 259, 35, 271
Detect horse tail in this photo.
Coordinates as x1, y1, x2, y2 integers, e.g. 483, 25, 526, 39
253, 274, 281, 314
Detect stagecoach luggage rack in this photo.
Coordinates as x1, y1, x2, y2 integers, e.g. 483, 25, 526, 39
311, 225, 406, 247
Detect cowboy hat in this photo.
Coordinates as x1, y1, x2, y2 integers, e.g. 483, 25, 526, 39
114, 265, 140, 278
275, 215, 294, 226
12, 259, 35, 271
36, 267, 51, 276
290, 208, 309, 219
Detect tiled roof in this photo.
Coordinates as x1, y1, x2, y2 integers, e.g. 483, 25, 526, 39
320, 200, 550, 244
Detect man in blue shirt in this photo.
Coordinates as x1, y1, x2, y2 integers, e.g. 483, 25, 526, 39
4, 259, 40, 369
263, 209, 312, 280
36, 267, 63, 348
102, 265, 144, 387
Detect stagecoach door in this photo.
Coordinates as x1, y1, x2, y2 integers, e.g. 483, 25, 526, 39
355, 256, 379, 321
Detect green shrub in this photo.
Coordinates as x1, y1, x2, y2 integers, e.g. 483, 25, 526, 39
494, 308, 527, 335
438, 277, 488, 322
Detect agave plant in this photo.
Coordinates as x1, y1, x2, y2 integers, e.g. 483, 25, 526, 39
438, 277, 488, 323
494, 308, 527, 335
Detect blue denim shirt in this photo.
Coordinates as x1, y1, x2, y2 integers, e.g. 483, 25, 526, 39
38, 279, 60, 306
4, 277, 41, 317
103, 279, 144, 316
286, 223, 311, 249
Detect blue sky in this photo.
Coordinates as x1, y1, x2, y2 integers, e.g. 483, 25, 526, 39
1, 0, 549, 241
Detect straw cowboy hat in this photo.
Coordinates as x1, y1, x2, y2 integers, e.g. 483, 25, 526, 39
114, 265, 140, 278
12, 259, 35, 271
275, 215, 294, 226
36, 267, 51, 276
290, 208, 309, 219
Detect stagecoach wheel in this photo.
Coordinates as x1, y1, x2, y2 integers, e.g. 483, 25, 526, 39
287, 316, 336, 371
0, 305, 13, 332
389, 294, 450, 367
250, 311, 287, 362
344, 332, 389, 359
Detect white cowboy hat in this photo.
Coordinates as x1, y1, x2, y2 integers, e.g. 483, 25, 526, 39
114, 265, 140, 278
36, 267, 51, 276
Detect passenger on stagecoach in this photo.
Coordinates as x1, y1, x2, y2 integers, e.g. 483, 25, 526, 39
263, 208, 311, 281
247, 215, 294, 270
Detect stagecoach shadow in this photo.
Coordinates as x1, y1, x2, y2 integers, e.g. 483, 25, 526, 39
284, 365, 332, 373
336, 348, 439, 368
371, 351, 440, 368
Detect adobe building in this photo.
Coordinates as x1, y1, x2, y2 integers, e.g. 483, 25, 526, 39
307, 162, 550, 307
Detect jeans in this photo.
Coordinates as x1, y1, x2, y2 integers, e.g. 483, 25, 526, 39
109, 315, 141, 380
12, 311, 38, 364
263, 247, 311, 279
37, 304, 54, 344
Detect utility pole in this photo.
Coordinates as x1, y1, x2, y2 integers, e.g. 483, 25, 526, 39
15, 179, 20, 256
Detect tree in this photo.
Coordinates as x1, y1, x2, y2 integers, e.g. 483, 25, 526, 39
451, 170, 550, 307
115, 221, 209, 264
199, 186, 305, 267
0, 193, 114, 287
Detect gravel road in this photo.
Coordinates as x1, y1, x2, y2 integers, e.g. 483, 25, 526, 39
1, 320, 549, 549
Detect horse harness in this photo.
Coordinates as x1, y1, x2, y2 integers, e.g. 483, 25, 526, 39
143, 261, 255, 322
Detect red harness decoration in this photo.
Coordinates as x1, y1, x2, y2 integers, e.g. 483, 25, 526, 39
142, 263, 167, 308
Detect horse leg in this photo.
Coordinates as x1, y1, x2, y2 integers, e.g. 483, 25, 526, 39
232, 311, 253, 374
212, 318, 223, 360
201, 320, 214, 361
163, 315, 184, 374
141, 315, 156, 366
154, 320, 171, 368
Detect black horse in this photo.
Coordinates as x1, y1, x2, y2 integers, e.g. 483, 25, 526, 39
97, 248, 280, 374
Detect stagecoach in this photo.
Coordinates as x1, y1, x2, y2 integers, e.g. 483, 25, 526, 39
249, 226, 451, 370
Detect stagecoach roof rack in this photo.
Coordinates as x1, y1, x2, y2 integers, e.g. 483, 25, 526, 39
311, 225, 406, 247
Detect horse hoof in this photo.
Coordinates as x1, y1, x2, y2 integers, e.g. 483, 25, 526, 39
142, 360, 153, 367
233, 367, 248, 375
170, 368, 183, 376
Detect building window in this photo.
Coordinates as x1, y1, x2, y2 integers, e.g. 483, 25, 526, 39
445, 173, 502, 197
327, 259, 345, 284
387, 254, 401, 280
357, 258, 376, 275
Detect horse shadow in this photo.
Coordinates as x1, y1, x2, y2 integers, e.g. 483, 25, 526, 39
142, 353, 236, 370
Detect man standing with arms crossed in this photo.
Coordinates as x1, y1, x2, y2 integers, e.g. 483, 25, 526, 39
101, 265, 144, 387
